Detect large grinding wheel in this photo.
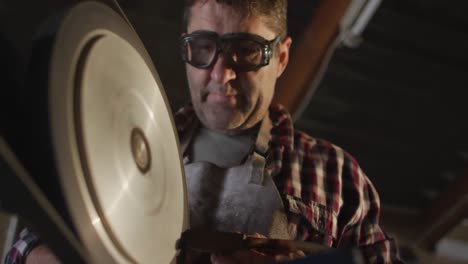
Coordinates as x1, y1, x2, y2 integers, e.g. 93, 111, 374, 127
44, 2, 188, 263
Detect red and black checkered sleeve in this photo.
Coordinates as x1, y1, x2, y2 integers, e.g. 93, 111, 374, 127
4, 228, 40, 264
336, 150, 403, 263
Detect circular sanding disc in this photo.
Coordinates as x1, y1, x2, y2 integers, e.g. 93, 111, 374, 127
46, 2, 188, 263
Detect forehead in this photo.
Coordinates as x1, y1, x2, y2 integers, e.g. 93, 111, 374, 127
187, 1, 275, 39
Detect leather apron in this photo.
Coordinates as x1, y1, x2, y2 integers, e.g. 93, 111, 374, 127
181, 115, 294, 239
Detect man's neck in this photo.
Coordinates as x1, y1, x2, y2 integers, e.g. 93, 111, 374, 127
189, 123, 260, 167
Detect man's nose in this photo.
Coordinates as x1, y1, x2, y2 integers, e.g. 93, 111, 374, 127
210, 53, 236, 84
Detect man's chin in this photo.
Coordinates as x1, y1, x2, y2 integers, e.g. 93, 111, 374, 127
195, 104, 255, 132
205, 118, 241, 131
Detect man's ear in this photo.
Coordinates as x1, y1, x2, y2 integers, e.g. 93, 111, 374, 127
276, 36, 292, 78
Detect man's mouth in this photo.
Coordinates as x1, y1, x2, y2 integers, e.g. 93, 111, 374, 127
206, 92, 238, 106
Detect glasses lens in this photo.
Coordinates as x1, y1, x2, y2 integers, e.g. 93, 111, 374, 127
186, 37, 217, 67
225, 39, 263, 69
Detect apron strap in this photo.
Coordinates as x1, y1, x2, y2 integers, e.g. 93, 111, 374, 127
180, 119, 200, 163
248, 114, 273, 185
255, 114, 273, 156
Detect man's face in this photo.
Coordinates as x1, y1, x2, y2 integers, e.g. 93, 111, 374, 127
185, 0, 291, 133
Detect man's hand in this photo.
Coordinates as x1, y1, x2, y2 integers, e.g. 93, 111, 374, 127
210, 233, 305, 264
25, 244, 61, 264
211, 249, 305, 264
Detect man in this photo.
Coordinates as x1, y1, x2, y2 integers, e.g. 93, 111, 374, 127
6, 0, 402, 263
176, 1, 402, 263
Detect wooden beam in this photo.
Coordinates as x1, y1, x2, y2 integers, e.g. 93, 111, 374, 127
417, 169, 468, 250
274, 0, 352, 116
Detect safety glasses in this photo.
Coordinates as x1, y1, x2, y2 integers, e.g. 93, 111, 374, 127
180, 30, 281, 72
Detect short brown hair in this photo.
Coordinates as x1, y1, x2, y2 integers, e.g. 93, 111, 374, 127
183, 0, 288, 38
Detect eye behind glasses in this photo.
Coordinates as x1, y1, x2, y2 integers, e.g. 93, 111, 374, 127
180, 30, 281, 71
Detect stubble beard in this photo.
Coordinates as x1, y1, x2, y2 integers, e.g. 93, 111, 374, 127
194, 84, 258, 132
195, 93, 265, 134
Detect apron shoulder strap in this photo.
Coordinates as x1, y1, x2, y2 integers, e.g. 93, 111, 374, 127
247, 114, 273, 185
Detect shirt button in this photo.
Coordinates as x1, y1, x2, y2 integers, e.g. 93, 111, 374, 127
318, 219, 324, 230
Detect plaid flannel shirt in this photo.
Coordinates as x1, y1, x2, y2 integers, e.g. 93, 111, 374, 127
175, 103, 402, 263
5, 103, 402, 264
